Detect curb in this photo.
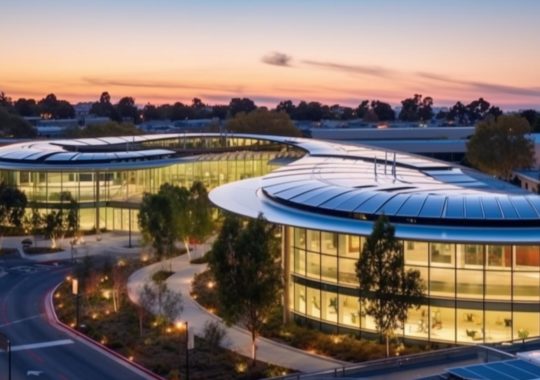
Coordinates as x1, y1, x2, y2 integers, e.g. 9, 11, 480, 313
46, 282, 165, 380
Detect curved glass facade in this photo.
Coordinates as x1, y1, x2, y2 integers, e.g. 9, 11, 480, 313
0, 136, 302, 231
286, 226, 540, 344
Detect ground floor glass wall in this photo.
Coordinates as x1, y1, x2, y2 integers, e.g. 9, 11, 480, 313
286, 226, 540, 344
2, 149, 289, 232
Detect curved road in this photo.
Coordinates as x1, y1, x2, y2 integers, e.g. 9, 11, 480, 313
0, 255, 153, 380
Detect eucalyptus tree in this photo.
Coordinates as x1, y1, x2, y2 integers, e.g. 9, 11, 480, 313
356, 215, 424, 356
208, 214, 281, 362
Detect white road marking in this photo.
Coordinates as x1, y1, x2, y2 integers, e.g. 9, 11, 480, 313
8, 339, 74, 352
27, 370, 44, 376
0, 314, 42, 328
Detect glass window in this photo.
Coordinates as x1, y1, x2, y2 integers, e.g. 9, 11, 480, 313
338, 257, 358, 285
321, 232, 338, 255
430, 268, 455, 297
431, 243, 453, 266
485, 310, 512, 343
306, 287, 321, 319
406, 305, 428, 339
306, 230, 320, 252
488, 245, 512, 268
321, 255, 337, 283
514, 271, 540, 301
456, 269, 483, 299
294, 228, 306, 250
294, 283, 306, 314
337, 234, 348, 257
514, 312, 539, 341
293, 248, 306, 276
486, 270, 511, 300
341, 235, 361, 258
431, 306, 456, 343
321, 290, 338, 323
457, 308, 483, 343
306, 251, 320, 279
404, 241, 428, 264
516, 246, 540, 269
463, 244, 484, 266
339, 294, 360, 328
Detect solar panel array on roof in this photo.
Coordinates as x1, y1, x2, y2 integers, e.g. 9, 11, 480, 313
447, 359, 540, 380
261, 149, 540, 223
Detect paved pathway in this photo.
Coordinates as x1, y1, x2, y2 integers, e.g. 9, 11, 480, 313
1, 233, 142, 262
127, 244, 348, 373
6, 233, 347, 372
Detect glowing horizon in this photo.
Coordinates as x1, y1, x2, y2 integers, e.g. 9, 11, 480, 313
1, 0, 539, 110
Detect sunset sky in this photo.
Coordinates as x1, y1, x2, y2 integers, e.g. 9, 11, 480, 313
1, 0, 539, 109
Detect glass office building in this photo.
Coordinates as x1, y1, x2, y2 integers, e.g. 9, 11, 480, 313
2, 134, 540, 344
0, 134, 301, 231
209, 135, 540, 345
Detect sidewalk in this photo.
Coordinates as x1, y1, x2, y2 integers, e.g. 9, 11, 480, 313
127, 245, 348, 373
1, 233, 141, 262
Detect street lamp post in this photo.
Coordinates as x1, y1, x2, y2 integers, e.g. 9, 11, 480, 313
72, 278, 80, 329
176, 321, 189, 380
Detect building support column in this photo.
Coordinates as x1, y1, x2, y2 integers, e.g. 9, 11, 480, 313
95, 171, 100, 234
282, 225, 291, 324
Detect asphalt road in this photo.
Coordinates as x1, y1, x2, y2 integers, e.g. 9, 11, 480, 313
0, 254, 153, 380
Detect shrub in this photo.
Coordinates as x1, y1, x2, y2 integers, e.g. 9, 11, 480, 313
202, 320, 227, 349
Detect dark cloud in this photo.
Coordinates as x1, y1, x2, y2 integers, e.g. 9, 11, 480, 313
416, 72, 540, 98
261, 52, 293, 67
82, 77, 241, 93
302, 60, 395, 78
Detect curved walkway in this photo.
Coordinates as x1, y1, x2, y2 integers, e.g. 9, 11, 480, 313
126, 245, 348, 373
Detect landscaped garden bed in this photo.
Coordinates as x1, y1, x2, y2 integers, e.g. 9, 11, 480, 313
54, 258, 290, 379
23, 246, 64, 255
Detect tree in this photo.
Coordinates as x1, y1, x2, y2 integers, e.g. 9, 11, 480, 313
0, 107, 36, 137
0, 92, 12, 109
355, 100, 370, 119
138, 183, 196, 260
466, 97, 491, 124
275, 100, 296, 117
37, 93, 75, 119
228, 98, 257, 117
520, 109, 539, 132
139, 191, 175, 260
136, 280, 183, 333
184, 181, 213, 258
208, 214, 281, 362
226, 108, 301, 137
356, 215, 424, 357
14, 98, 40, 117
24, 205, 44, 247
110, 259, 129, 312
398, 94, 433, 122
0, 183, 28, 246
65, 194, 80, 259
447, 101, 468, 124
115, 97, 140, 123
43, 210, 64, 249
142, 103, 161, 121
64, 121, 141, 138
466, 114, 535, 180
371, 100, 395, 121
137, 284, 156, 336
90, 91, 119, 121
398, 94, 422, 122
161, 287, 184, 326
